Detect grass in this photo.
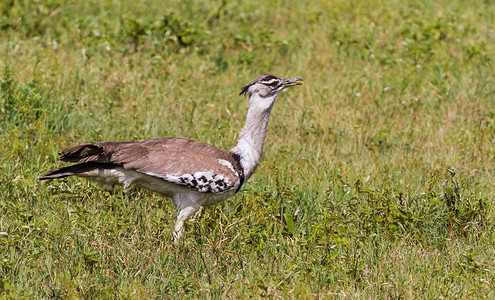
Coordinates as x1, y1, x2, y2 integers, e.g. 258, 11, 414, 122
1, 0, 495, 298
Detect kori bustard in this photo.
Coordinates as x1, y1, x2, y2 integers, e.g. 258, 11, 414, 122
40, 74, 302, 241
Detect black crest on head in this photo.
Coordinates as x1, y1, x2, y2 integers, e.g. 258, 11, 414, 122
239, 74, 279, 96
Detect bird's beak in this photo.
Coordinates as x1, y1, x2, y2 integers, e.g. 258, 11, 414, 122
283, 77, 303, 87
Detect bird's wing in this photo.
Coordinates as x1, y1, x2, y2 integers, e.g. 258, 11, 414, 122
59, 138, 243, 193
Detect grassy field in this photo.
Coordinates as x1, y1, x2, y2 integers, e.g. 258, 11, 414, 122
1, 0, 495, 298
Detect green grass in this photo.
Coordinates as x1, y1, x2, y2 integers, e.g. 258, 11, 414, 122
1, 0, 495, 298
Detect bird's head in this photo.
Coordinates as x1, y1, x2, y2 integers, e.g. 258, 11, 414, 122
240, 74, 303, 101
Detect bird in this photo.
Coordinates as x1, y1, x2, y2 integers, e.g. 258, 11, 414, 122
40, 74, 303, 241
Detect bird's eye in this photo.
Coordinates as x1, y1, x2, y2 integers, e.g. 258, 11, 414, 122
270, 81, 278, 87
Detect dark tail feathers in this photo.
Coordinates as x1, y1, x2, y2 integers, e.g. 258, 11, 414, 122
39, 162, 114, 180
59, 143, 105, 163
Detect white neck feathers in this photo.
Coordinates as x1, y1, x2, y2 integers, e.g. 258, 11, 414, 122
232, 93, 277, 181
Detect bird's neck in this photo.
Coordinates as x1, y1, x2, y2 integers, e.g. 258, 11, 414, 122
232, 94, 277, 181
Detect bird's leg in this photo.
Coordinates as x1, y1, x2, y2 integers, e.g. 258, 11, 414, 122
173, 206, 199, 242
172, 193, 202, 242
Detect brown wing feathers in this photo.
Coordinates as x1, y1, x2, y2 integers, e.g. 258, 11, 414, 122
40, 138, 244, 193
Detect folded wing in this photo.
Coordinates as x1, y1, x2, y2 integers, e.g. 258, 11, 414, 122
46, 138, 244, 193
